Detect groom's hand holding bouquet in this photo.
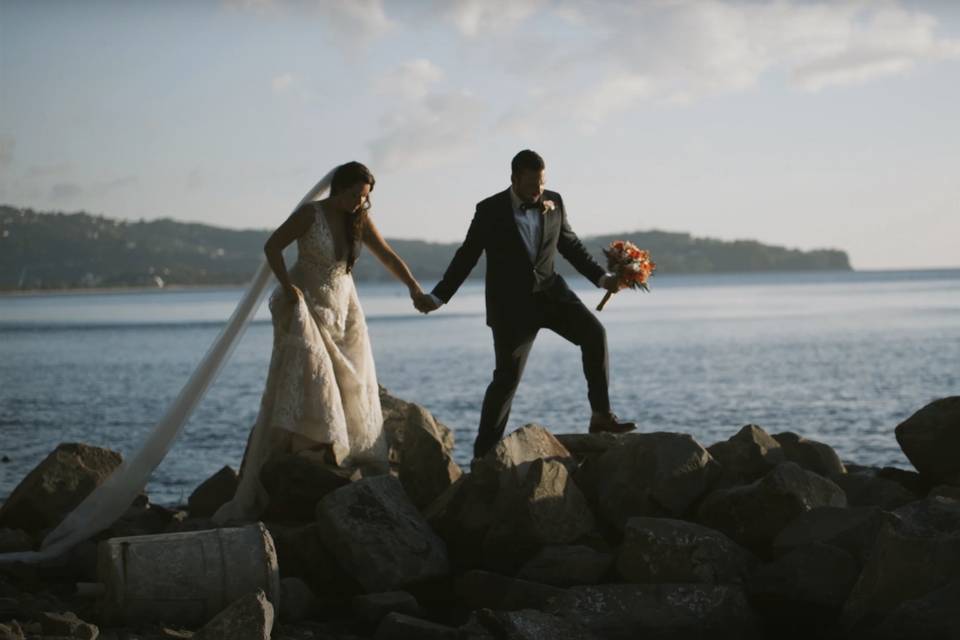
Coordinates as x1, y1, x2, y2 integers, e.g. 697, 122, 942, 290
597, 240, 656, 311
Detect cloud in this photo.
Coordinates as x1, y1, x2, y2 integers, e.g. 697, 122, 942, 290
0, 136, 13, 169
225, 0, 393, 41
442, 0, 546, 37
272, 72, 296, 93
374, 59, 444, 101
50, 182, 84, 200
369, 88, 488, 172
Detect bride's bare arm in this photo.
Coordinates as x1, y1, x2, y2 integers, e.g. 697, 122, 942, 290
264, 205, 313, 300
362, 217, 424, 297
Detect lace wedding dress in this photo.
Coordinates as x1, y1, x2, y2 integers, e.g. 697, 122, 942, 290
213, 203, 387, 522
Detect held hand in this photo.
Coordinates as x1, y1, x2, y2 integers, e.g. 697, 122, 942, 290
413, 292, 440, 314
601, 274, 624, 294
284, 284, 303, 304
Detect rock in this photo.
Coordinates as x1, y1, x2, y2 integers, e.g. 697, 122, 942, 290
749, 542, 860, 610
315, 475, 449, 592
833, 467, 918, 510
463, 609, 600, 640
842, 499, 960, 631
930, 484, 960, 500
374, 612, 457, 640
0, 528, 33, 553
707, 424, 786, 484
554, 433, 624, 461
106, 503, 179, 538
455, 570, 566, 612
0, 443, 122, 533
870, 578, 960, 640
352, 592, 421, 626
517, 545, 613, 587
194, 589, 274, 640
617, 517, 757, 585
876, 466, 931, 496
265, 523, 358, 596
279, 578, 316, 623
592, 432, 721, 532
0, 622, 25, 640
261, 453, 358, 522
772, 432, 846, 478
188, 466, 238, 518
772, 505, 895, 564
481, 458, 595, 572
39, 611, 99, 639
697, 462, 846, 553
548, 583, 761, 640
470, 424, 575, 489
380, 388, 462, 510
894, 396, 960, 484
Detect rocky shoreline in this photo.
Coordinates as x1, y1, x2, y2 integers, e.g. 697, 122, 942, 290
1, 391, 957, 639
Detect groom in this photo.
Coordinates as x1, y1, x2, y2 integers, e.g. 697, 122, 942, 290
416, 150, 636, 459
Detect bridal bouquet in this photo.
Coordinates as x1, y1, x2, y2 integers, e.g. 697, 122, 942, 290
597, 240, 656, 311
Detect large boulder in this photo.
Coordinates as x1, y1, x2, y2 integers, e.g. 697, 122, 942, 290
616, 517, 757, 585
707, 424, 785, 484
842, 497, 960, 631
481, 458, 595, 572
772, 505, 895, 564
261, 452, 358, 522
380, 387, 462, 509
548, 583, 761, 640
462, 609, 601, 640
895, 396, 960, 484
833, 466, 918, 510
517, 545, 613, 587
455, 570, 566, 611
749, 543, 860, 612
772, 432, 846, 478
470, 423, 575, 489
871, 578, 960, 640
195, 589, 274, 640
697, 462, 846, 553
316, 475, 449, 592
591, 432, 721, 532
188, 466, 238, 518
0, 443, 122, 533
375, 612, 458, 640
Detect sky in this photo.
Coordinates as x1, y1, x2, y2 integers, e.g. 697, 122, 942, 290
1, 0, 958, 269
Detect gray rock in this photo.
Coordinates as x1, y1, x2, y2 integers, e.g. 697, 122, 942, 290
617, 517, 757, 585
554, 432, 625, 461
871, 578, 960, 640
548, 583, 761, 640
772, 432, 846, 478
481, 458, 595, 572
262, 523, 352, 596
894, 396, 960, 484
708, 424, 786, 484
772, 505, 895, 564
455, 570, 566, 611
106, 503, 179, 538
195, 589, 274, 640
0, 622, 25, 640
464, 609, 601, 640
380, 388, 462, 510
697, 462, 846, 552
593, 432, 721, 531
279, 578, 316, 623
842, 501, 960, 630
833, 468, 918, 510
316, 475, 449, 592
352, 591, 421, 626
0, 528, 33, 553
517, 545, 613, 587
39, 611, 99, 639
470, 424, 575, 490
749, 543, 860, 610
0, 443, 122, 532
374, 612, 457, 640
262, 453, 358, 522
929, 484, 960, 500
188, 466, 238, 518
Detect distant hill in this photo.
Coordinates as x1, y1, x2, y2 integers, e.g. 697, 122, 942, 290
0, 205, 851, 291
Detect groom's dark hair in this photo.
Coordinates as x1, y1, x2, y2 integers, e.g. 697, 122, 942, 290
511, 149, 545, 177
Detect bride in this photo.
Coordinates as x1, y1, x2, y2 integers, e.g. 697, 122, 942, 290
213, 161, 426, 522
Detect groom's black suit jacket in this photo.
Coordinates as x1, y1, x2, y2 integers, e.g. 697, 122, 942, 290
432, 188, 607, 329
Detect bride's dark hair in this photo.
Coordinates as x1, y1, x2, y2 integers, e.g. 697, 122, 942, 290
330, 161, 375, 273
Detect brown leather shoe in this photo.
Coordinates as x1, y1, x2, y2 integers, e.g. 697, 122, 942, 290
588, 412, 637, 434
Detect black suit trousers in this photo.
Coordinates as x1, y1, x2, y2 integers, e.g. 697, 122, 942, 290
473, 292, 610, 458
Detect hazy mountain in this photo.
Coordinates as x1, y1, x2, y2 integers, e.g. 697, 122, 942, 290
0, 206, 851, 291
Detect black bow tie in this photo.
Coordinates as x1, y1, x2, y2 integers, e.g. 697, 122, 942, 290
519, 201, 540, 212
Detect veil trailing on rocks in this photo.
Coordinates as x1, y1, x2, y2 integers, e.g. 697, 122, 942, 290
0, 169, 337, 564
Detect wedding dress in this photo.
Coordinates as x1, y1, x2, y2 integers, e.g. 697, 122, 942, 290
0, 169, 384, 563
213, 203, 386, 522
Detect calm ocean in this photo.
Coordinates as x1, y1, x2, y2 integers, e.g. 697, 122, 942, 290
1, 269, 958, 505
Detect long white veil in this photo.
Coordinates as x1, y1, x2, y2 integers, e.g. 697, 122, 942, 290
0, 169, 337, 564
